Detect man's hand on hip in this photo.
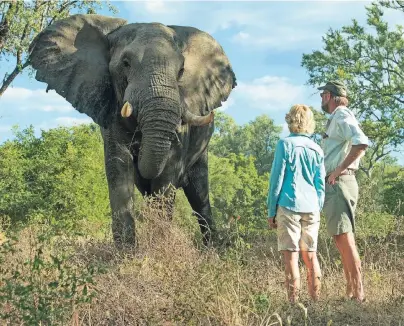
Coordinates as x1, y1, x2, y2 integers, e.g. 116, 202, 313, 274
328, 145, 367, 185
327, 166, 344, 185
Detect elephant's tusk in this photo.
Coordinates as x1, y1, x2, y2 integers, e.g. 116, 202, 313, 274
121, 102, 133, 118
182, 110, 214, 126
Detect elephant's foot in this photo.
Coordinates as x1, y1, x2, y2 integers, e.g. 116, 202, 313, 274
113, 231, 137, 250
111, 212, 136, 250
200, 225, 219, 248
200, 227, 232, 251
202, 230, 211, 247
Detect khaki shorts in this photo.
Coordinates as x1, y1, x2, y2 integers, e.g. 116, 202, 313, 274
323, 175, 358, 237
276, 206, 320, 252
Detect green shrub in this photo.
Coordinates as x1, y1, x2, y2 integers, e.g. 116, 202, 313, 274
0, 224, 100, 325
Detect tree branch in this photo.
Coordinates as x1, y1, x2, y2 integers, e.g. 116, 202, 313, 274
0, 0, 17, 53
360, 73, 404, 104
48, 0, 78, 26
367, 64, 404, 80
0, 59, 30, 97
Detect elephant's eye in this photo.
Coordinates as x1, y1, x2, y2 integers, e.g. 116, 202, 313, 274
123, 59, 131, 68
178, 67, 185, 80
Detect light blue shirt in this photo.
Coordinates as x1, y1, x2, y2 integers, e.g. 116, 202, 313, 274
267, 133, 326, 218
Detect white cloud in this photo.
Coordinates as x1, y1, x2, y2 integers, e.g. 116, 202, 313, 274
232, 27, 323, 50
218, 97, 235, 112
233, 31, 250, 41
226, 2, 370, 50
0, 87, 73, 113
54, 117, 93, 127
206, 9, 267, 34
122, 2, 267, 34
280, 123, 289, 139
232, 75, 304, 112
35, 117, 92, 134
121, 1, 372, 51
0, 125, 11, 133
144, 1, 176, 14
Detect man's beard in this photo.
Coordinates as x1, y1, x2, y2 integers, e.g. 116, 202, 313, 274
321, 102, 329, 113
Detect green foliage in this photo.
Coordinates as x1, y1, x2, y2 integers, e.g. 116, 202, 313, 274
311, 107, 328, 145
253, 293, 270, 314
0, 124, 109, 230
0, 0, 117, 95
209, 153, 268, 231
301, 1, 404, 176
244, 115, 282, 175
356, 211, 397, 239
210, 111, 282, 175
208, 111, 281, 232
0, 224, 100, 325
382, 165, 404, 216
0, 114, 402, 250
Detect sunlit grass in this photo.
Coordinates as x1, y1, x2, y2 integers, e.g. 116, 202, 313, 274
1, 192, 403, 326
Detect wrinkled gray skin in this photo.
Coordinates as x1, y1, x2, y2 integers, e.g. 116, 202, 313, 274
28, 14, 236, 247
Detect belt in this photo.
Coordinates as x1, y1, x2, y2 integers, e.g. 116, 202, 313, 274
340, 169, 356, 176
326, 169, 356, 182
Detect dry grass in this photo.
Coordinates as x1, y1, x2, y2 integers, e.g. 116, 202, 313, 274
1, 200, 404, 326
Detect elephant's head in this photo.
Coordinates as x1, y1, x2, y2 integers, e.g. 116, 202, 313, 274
28, 14, 236, 180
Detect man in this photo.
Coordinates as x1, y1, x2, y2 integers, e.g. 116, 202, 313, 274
318, 80, 368, 302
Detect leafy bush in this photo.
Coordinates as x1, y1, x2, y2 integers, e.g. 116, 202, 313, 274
0, 223, 100, 325
0, 125, 110, 230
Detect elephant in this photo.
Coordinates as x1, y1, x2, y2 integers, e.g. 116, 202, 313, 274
28, 14, 237, 247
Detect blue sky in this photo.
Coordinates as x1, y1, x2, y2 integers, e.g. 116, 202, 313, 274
0, 0, 403, 164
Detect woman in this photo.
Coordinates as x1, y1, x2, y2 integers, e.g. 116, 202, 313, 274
267, 104, 325, 303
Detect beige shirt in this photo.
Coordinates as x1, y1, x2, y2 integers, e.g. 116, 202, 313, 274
322, 106, 369, 175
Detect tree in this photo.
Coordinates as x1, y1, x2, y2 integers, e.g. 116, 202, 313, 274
210, 112, 282, 175
208, 153, 268, 231
301, 1, 404, 177
311, 107, 328, 145
243, 115, 282, 175
209, 111, 241, 157
0, 0, 117, 97
0, 124, 109, 229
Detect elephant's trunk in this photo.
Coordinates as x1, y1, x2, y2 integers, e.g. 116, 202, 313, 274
137, 97, 179, 180
138, 130, 172, 179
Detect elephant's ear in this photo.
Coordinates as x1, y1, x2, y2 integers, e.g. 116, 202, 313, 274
28, 14, 127, 128
168, 26, 237, 115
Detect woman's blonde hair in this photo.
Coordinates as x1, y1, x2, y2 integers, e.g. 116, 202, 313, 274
285, 104, 315, 134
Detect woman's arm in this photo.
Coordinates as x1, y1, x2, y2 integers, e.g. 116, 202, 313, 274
267, 140, 287, 218
314, 155, 326, 210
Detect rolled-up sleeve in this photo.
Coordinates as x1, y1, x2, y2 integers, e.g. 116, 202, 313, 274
337, 114, 369, 146
267, 140, 286, 218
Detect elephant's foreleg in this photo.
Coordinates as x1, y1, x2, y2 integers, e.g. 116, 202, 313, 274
102, 130, 136, 248
183, 150, 215, 246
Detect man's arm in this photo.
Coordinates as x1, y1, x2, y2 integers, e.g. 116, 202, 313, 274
327, 113, 369, 184
328, 144, 367, 185
339, 144, 368, 172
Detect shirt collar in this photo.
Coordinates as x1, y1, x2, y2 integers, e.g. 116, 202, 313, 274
329, 105, 346, 118
289, 132, 312, 138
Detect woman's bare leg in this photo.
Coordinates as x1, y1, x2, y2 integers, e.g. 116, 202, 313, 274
301, 251, 322, 301
282, 250, 300, 303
